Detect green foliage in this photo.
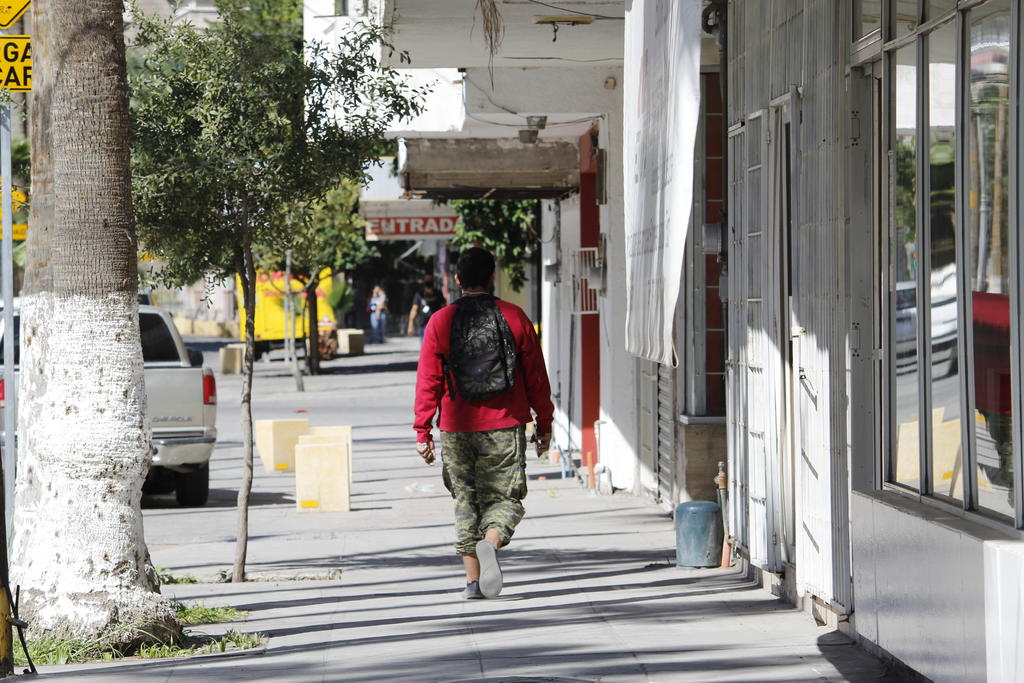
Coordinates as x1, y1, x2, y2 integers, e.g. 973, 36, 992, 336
326, 277, 355, 316
450, 199, 540, 290
156, 566, 199, 585
215, 0, 303, 40
128, 5, 425, 286
14, 625, 262, 666
172, 601, 249, 625
255, 178, 377, 285
11, 137, 28, 188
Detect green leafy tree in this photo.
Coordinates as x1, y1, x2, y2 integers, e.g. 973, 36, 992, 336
450, 199, 540, 290
216, 0, 302, 38
257, 178, 378, 374
129, 5, 424, 581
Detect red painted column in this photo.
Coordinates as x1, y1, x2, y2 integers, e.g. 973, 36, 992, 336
579, 130, 600, 488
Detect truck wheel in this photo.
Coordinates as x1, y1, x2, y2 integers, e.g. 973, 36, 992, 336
175, 465, 210, 507
254, 341, 272, 360
142, 466, 176, 495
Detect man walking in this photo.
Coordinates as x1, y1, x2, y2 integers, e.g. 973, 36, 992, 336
414, 248, 554, 599
406, 273, 447, 339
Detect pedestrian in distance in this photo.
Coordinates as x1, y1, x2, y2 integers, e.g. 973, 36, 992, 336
407, 273, 447, 340
413, 247, 554, 600
368, 285, 389, 343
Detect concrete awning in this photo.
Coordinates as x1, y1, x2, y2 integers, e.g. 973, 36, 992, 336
400, 138, 579, 200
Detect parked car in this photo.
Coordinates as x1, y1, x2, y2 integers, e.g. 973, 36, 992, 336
0, 304, 217, 506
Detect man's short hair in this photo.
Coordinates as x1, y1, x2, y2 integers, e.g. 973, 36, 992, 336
457, 247, 496, 289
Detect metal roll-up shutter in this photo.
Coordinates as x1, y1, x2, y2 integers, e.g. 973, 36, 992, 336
656, 363, 677, 509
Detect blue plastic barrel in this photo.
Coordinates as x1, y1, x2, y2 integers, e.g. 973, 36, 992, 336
674, 501, 724, 568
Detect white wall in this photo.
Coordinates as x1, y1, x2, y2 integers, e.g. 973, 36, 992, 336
852, 490, 1024, 682
597, 89, 637, 492
465, 65, 637, 491
304, 1, 465, 136
541, 198, 582, 457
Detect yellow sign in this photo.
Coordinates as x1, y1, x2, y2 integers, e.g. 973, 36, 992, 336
0, 2, 29, 30
0, 187, 27, 239
0, 36, 30, 91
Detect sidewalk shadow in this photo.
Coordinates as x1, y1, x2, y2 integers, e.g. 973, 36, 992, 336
142, 488, 292, 509
318, 361, 419, 375
815, 631, 921, 681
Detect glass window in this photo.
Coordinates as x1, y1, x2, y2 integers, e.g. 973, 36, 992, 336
927, 1, 955, 22
0, 315, 19, 367
927, 21, 961, 501
892, 0, 919, 40
966, 0, 1013, 518
140, 313, 181, 363
893, 43, 920, 490
855, 0, 883, 41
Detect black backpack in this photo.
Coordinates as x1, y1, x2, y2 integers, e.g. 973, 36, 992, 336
443, 295, 517, 402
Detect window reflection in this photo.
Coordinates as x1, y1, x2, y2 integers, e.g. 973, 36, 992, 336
928, 21, 961, 501
967, 1, 1013, 517
855, 0, 882, 40
928, 1, 955, 22
892, 0, 918, 40
893, 44, 920, 490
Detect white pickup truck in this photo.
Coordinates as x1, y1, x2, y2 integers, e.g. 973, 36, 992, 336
1, 304, 217, 506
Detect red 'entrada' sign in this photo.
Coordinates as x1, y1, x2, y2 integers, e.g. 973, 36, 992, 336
366, 216, 457, 239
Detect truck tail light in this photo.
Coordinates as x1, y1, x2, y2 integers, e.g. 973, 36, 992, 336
203, 374, 216, 405
0, 379, 4, 404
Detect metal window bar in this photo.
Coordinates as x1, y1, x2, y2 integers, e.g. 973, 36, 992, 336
570, 247, 600, 315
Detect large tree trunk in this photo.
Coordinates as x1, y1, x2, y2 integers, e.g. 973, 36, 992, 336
305, 277, 321, 375
10, 0, 177, 645
232, 240, 257, 582
23, 0, 52, 296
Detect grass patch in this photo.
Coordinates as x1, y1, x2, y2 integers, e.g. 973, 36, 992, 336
173, 601, 248, 626
156, 567, 199, 585
137, 630, 264, 659
14, 623, 262, 667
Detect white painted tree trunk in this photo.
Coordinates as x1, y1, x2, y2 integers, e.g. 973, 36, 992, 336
10, 292, 176, 643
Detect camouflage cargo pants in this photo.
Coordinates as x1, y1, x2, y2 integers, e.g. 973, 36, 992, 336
440, 425, 528, 555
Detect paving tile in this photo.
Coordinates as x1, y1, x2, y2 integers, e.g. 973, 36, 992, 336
28, 338, 891, 682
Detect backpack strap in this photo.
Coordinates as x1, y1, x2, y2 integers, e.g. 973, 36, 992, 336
490, 302, 513, 384
440, 355, 457, 399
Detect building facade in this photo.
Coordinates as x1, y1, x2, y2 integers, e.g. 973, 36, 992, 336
723, 0, 1023, 678
307, 0, 1024, 678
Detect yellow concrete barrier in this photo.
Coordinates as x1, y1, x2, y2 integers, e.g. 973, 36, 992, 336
338, 329, 364, 356
300, 426, 353, 483
254, 418, 309, 473
219, 344, 244, 374
295, 442, 350, 512
172, 316, 194, 335
191, 319, 221, 337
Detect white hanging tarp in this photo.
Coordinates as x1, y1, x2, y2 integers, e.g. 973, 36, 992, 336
622, 0, 703, 365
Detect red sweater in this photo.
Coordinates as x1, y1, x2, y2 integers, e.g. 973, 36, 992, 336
414, 297, 554, 442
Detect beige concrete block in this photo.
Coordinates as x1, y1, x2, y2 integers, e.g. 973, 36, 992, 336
173, 316, 194, 335
933, 418, 963, 499
895, 420, 920, 485
193, 319, 225, 337
302, 426, 353, 483
219, 345, 243, 374
254, 418, 309, 473
295, 443, 350, 512
338, 329, 364, 356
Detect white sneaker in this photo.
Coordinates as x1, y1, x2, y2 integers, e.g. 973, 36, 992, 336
475, 540, 503, 598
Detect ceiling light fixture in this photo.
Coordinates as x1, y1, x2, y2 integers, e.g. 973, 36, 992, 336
518, 115, 548, 144
532, 14, 594, 42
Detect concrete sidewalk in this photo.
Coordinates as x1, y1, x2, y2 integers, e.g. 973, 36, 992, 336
27, 338, 900, 682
